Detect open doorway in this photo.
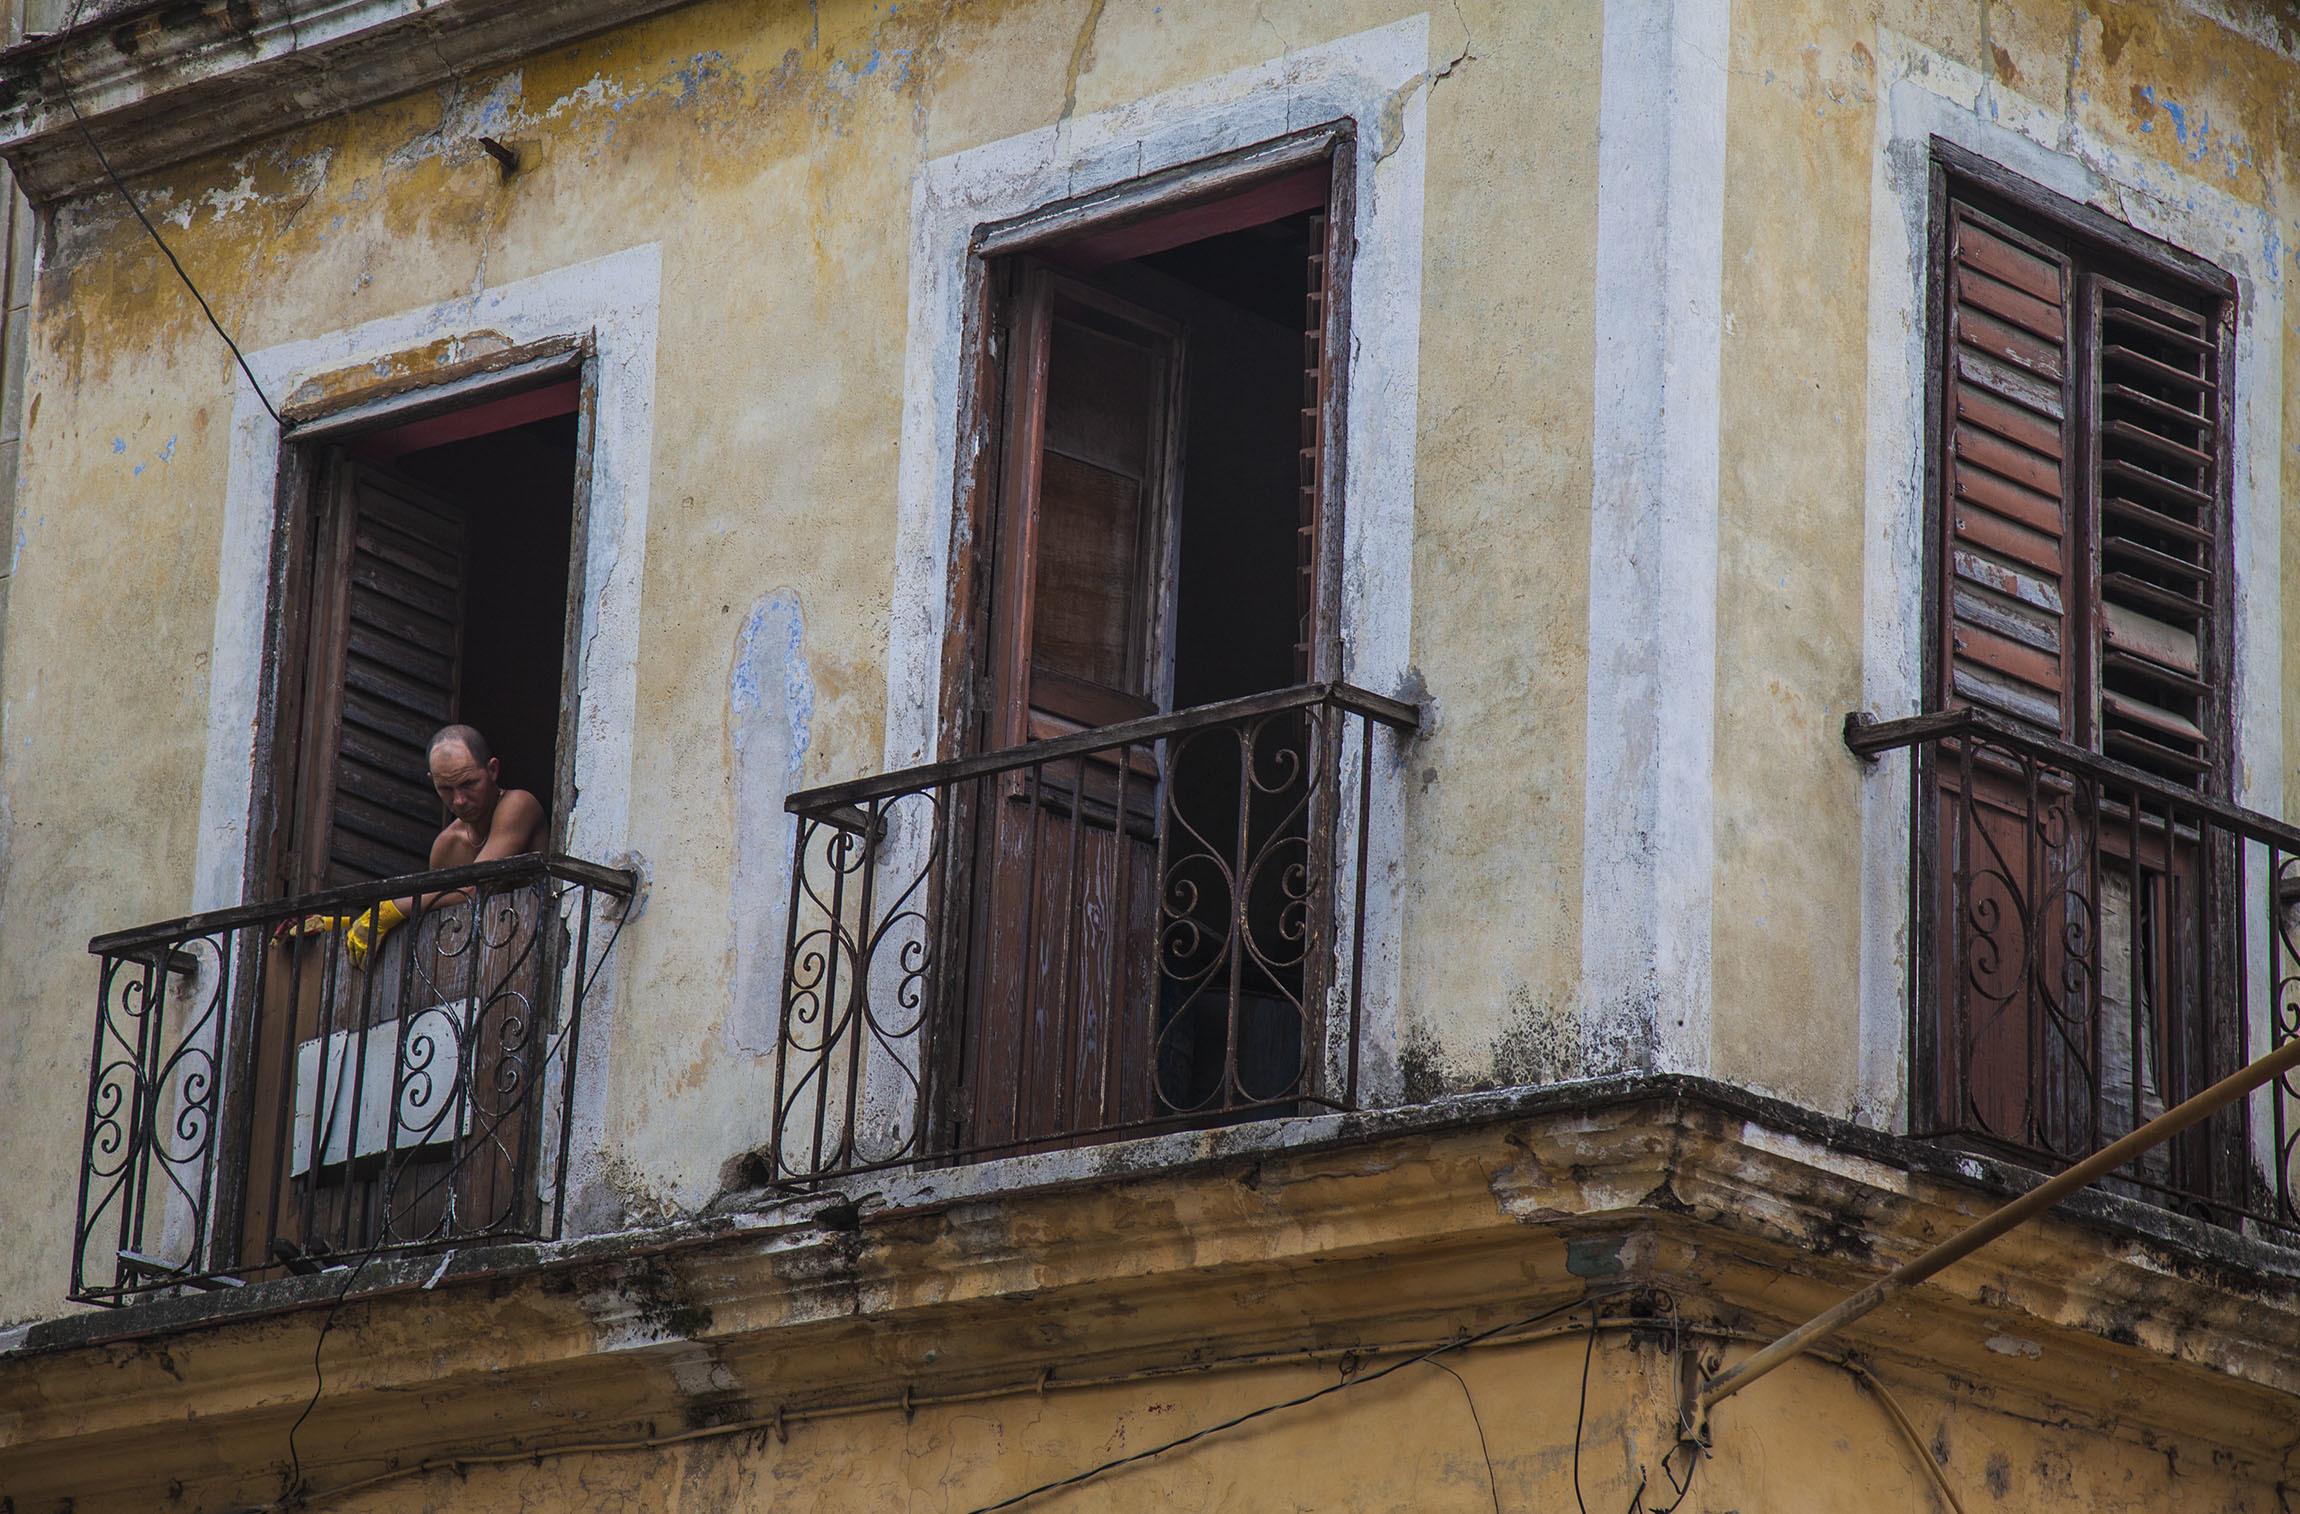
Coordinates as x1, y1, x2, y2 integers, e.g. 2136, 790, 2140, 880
233, 367, 588, 1272
954, 152, 1345, 1154
270, 375, 583, 894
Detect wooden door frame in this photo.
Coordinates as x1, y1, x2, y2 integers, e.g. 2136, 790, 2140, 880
925, 127, 1358, 1158
214, 337, 598, 1276
940, 124, 1358, 771
1915, 141, 2243, 1163
248, 338, 597, 899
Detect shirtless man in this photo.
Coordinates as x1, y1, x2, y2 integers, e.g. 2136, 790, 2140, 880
289, 723, 547, 966
421, 723, 547, 876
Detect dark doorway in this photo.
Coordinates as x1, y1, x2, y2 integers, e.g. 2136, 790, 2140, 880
957, 159, 1339, 1155
235, 371, 585, 1274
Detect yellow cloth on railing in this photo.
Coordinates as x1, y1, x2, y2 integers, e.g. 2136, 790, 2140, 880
276, 897, 409, 969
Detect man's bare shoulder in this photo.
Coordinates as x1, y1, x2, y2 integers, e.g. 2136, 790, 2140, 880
492, 789, 547, 848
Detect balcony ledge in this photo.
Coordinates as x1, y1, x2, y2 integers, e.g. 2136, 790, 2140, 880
0, 0, 707, 203
8, 1075, 2300, 1508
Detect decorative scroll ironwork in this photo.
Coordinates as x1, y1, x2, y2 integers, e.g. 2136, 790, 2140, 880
71, 855, 633, 1305
1851, 708, 2300, 1232
768, 682, 1418, 1182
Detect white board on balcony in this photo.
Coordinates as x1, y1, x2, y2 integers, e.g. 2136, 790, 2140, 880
290, 1003, 473, 1176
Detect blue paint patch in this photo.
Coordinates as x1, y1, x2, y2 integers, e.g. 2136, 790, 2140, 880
160, 435, 177, 464
2137, 85, 2229, 168
666, 50, 731, 106
132, 463, 144, 477
730, 589, 814, 787
110, 437, 125, 454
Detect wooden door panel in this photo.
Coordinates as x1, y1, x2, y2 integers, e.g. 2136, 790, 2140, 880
963, 268, 1186, 1155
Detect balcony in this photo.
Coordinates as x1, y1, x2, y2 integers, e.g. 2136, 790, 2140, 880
1852, 708, 2300, 1232
766, 682, 1419, 1181
71, 855, 633, 1305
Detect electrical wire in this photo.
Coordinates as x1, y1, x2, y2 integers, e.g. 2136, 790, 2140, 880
280, 1209, 391, 1499
1427, 1358, 1502, 1514
244, 1288, 1973, 1514
1573, 1301, 1598, 1514
50, 0, 283, 425
960, 1291, 1637, 1514
1849, 1360, 1968, 1514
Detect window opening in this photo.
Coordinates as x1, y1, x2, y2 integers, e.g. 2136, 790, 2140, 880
234, 371, 586, 1270
955, 155, 1342, 1154
1921, 151, 2239, 1216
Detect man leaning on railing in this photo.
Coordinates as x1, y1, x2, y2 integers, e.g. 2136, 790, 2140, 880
278, 723, 547, 966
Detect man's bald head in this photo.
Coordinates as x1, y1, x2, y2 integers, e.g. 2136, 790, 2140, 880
429, 723, 493, 768
428, 724, 502, 825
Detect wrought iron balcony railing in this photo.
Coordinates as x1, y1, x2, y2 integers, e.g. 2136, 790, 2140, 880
767, 682, 1419, 1182
1852, 707, 2300, 1233
72, 854, 633, 1305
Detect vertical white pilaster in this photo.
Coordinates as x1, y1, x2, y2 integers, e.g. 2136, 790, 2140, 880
1581, 0, 1730, 1076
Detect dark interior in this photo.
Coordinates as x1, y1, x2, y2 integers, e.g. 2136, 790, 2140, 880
1047, 198, 1327, 1114
390, 412, 579, 822
352, 390, 579, 834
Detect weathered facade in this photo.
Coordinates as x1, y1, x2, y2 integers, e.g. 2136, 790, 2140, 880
4, 0, 2300, 1509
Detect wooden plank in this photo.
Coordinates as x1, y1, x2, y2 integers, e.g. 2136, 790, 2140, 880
1954, 420, 2063, 498
350, 551, 460, 624
1950, 584, 2059, 653
1957, 305, 2065, 382
1956, 382, 2063, 459
1958, 346, 2065, 420
1953, 216, 2064, 303
1954, 264, 2062, 342
1952, 548, 2063, 613
2103, 602, 2201, 676
1954, 500, 2063, 578
1952, 620, 2061, 694
343, 655, 455, 723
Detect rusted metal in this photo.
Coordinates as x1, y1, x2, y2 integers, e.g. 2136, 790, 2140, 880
70, 855, 632, 1305
1856, 705, 2300, 1233
767, 683, 1417, 1182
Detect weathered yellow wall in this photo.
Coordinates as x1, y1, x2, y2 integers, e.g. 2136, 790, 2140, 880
0, 0, 1603, 1322
7, 0, 2300, 1359
1707, 0, 2300, 1114
235, 1338, 2262, 1513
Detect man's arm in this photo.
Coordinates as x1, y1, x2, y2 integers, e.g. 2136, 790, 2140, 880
473, 790, 547, 862
414, 791, 547, 912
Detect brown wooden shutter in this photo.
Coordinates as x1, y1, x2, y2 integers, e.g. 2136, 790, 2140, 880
297, 459, 467, 887
1939, 203, 2077, 738
2087, 276, 2221, 786
989, 267, 1186, 746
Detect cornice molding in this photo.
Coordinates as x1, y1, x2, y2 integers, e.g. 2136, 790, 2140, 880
5, 1080, 2300, 1509
0, 0, 707, 203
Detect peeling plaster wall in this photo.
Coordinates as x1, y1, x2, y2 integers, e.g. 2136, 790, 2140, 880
6, 0, 2299, 1342
0, 0, 1604, 1322
150, 1336, 2259, 1514
1706, 0, 2300, 1124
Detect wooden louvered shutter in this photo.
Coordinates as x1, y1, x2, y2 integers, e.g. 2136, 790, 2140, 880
2086, 277, 2222, 787
296, 458, 467, 889
1939, 203, 2077, 737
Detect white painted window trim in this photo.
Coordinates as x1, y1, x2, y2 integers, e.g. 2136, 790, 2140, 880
875, 17, 1431, 1124
190, 241, 662, 1230
1854, 37, 2285, 1132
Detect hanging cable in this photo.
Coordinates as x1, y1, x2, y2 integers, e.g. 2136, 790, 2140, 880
49, 0, 283, 425
1427, 1359, 1501, 1514
961, 1291, 1641, 1514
